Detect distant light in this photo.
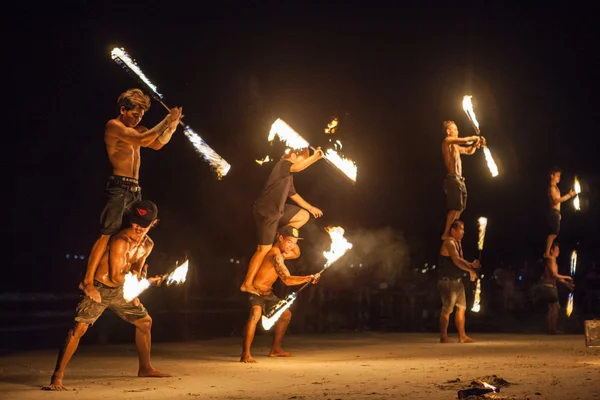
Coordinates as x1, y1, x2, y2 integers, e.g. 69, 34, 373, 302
350, 264, 354, 268
481, 274, 485, 278
229, 258, 234, 263
424, 263, 428, 267
80, 255, 85, 260
236, 260, 240, 264
421, 269, 427, 274
359, 263, 363, 267
518, 276, 523, 281
66, 254, 70, 259
432, 265, 436, 269
74, 255, 79, 259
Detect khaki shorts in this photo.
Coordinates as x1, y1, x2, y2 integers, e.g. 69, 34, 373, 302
75, 281, 148, 325
438, 278, 466, 314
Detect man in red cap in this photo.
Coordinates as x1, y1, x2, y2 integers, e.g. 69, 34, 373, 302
43, 200, 170, 391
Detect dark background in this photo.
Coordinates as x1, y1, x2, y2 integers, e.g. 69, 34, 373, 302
6, 3, 599, 303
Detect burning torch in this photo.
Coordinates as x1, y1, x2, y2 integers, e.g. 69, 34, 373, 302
111, 47, 231, 179
269, 119, 358, 184
471, 217, 488, 313
123, 259, 189, 302
573, 176, 581, 211
261, 226, 353, 330
462, 95, 499, 177
566, 250, 577, 317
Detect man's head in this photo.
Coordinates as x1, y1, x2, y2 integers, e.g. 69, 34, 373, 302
128, 200, 159, 235
276, 225, 303, 253
282, 147, 310, 163
443, 120, 458, 137
449, 220, 465, 241
549, 166, 562, 184
549, 242, 560, 257
117, 89, 151, 128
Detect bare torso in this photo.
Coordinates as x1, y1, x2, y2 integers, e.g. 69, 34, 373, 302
252, 248, 284, 295
94, 231, 152, 287
543, 258, 557, 286
442, 139, 462, 176
548, 184, 561, 211
105, 119, 147, 179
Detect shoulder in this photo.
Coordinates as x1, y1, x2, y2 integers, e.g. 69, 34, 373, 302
105, 119, 125, 135
143, 236, 154, 250
110, 234, 130, 252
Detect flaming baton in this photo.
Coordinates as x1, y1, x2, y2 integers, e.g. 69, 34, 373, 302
261, 226, 353, 330
566, 250, 577, 317
471, 217, 488, 313
573, 176, 581, 211
123, 259, 189, 302
462, 96, 499, 177
269, 119, 358, 184
111, 47, 231, 179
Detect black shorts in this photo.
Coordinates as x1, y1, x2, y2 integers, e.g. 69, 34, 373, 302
75, 281, 148, 325
438, 278, 466, 314
99, 176, 142, 235
536, 285, 559, 305
443, 175, 467, 212
547, 209, 561, 236
248, 293, 281, 316
254, 204, 303, 246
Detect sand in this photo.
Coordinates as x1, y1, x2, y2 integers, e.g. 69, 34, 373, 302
1, 333, 599, 400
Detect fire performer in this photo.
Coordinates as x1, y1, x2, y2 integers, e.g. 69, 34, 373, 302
544, 167, 576, 258
540, 242, 574, 335
438, 220, 480, 343
241, 226, 320, 363
43, 201, 170, 391
441, 121, 485, 239
240, 147, 324, 295
80, 89, 182, 303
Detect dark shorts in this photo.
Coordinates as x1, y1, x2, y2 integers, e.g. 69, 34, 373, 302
248, 293, 281, 316
443, 175, 467, 212
99, 175, 142, 235
536, 285, 559, 305
254, 204, 303, 245
438, 278, 466, 314
547, 209, 561, 236
75, 280, 148, 325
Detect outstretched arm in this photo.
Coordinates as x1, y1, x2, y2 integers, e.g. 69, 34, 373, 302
273, 252, 318, 286
106, 118, 170, 147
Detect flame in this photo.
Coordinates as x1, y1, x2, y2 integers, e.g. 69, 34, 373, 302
111, 47, 163, 98
123, 273, 151, 302
570, 250, 578, 276
324, 149, 358, 183
324, 117, 339, 134
261, 293, 297, 330
165, 260, 189, 286
255, 155, 271, 166
483, 147, 499, 177
323, 226, 353, 268
334, 140, 343, 150
268, 119, 310, 149
477, 217, 488, 251
183, 126, 231, 178
573, 176, 581, 210
566, 293, 574, 317
462, 95, 480, 132
471, 279, 481, 312
481, 381, 497, 391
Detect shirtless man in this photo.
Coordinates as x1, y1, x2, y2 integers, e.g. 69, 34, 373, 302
43, 200, 170, 391
240, 147, 324, 295
540, 242, 574, 334
441, 120, 485, 239
438, 220, 480, 343
240, 225, 320, 363
81, 89, 182, 303
544, 167, 576, 258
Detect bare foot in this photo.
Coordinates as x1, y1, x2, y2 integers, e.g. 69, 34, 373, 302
41, 374, 71, 391
138, 368, 172, 377
240, 283, 260, 295
440, 337, 455, 343
269, 349, 294, 357
459, 336, 474, 343
240, 353, 257, 363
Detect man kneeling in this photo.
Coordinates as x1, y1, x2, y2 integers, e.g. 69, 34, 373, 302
240, 226, 319, 363
43, 200, 170, 391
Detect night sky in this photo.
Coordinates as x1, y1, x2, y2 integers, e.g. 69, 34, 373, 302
8, 3, 599, 293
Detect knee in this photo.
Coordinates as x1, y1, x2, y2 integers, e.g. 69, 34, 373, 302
136, 316, 153, 332
72, 323, 89, 338
256, 245, 272, 254
249, 307, 262, 322
298, 209, 310, 224
280, 309, 292, 322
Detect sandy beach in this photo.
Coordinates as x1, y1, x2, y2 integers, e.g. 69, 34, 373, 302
1, 332, 599, 400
